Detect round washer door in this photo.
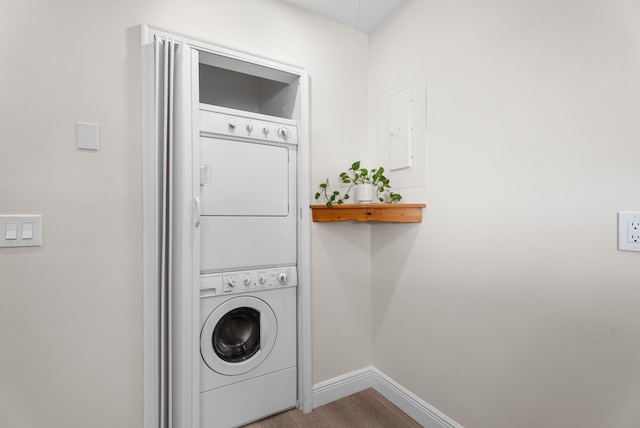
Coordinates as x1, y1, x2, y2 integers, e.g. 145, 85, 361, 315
200, 296, 277, 376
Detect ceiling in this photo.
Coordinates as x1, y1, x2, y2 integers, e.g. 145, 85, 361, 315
282, 0, 407, 33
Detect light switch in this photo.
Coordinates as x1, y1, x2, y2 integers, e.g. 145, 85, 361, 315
5, 223, 17, 240
0, 215, 41, 247
22, 222, 33, 240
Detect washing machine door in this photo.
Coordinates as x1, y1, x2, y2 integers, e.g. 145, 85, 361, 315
200, 296, 277, 376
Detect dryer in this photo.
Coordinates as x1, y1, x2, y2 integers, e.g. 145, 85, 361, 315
199, 267, 297, 428
198, 104, 298, 273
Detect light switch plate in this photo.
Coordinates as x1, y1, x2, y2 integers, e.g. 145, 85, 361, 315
618, 211, 640, 252
0, 215, 42, 248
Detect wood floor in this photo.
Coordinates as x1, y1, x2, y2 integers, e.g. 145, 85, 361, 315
242, 388, 422, 428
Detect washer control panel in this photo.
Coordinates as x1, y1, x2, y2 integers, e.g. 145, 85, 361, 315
200, 266, 297, 296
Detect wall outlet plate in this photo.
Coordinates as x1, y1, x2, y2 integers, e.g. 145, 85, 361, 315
76, 122, 99, 151
618, 212, 640, 252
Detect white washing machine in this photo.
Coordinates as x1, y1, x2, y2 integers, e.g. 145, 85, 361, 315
199, 267, 297, 428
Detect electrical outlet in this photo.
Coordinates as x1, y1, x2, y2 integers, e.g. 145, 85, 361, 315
618, 212, 640, 252
630, 220, 640, 243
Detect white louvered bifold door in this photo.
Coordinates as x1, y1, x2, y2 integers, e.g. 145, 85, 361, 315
150, 34, 197, 428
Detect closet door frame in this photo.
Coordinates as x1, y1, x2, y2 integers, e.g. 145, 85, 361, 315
141, 24, 312, 428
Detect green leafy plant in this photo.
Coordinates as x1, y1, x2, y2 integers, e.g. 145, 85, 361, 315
315, 161, 403, 207
315, 178, 349, 207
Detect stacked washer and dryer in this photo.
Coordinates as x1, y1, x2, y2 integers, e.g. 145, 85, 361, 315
197, 104, 299, 427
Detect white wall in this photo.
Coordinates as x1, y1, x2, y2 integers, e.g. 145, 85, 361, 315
0, 1, 369, 427
8, 1, 636, 427
369, 1, 640, 427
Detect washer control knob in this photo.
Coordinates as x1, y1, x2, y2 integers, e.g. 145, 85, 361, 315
246, 124, 253, 133
278, 128, 290, 140
227, 278, 236, 287
262, 127, 270, 136
228, 122, 236, 131
243, 277, 251, 286
258, 275, 266, 285
277, 272, 289, 283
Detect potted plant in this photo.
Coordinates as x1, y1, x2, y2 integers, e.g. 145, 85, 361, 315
315, 161, 403, 207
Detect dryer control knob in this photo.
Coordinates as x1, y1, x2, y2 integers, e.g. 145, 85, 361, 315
258, 275, 266, 284
246, 124, 253, 133
277, 272, 289, 283
243, 277, 251, 286
278, 127, 290, 140
262, 127, 270, 136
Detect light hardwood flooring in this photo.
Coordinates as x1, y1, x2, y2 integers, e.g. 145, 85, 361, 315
242, 388, 422, 428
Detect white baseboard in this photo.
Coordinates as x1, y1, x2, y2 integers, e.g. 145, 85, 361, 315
370, 368, 463, 428
311, 367, 373, 408
312, 367, 463, 428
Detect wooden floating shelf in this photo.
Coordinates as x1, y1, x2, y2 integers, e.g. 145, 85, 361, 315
310, 203, 426, 223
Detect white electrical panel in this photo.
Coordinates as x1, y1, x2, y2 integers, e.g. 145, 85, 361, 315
377, 64, 427, 190
388, 86, 414, 172
0, 215, 42, 248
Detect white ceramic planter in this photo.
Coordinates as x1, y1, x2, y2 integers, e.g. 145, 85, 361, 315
354, 183, 376, 203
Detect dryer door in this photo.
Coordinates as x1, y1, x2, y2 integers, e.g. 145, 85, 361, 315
199, 135, 297, 272
200, 137, 291, 216
200, 296, 277, 376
